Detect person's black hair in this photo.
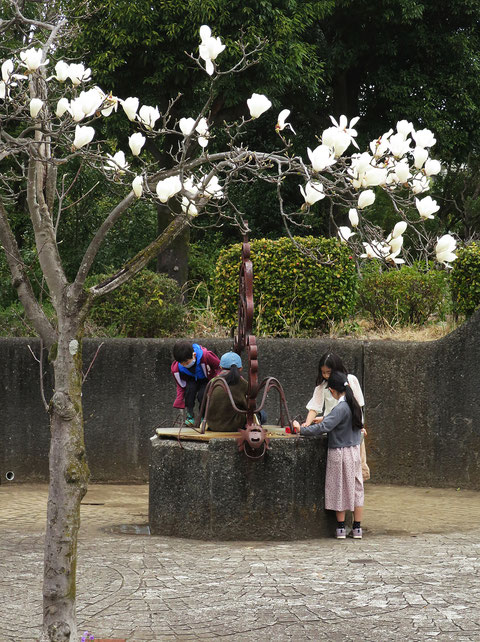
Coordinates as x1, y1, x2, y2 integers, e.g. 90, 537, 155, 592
327, 371, 363, 431
222, 363, 241, 386
316, 352, 348, 385
173, 340, 194, 362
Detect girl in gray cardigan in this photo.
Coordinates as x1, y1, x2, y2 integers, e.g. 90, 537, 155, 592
300, 371, 365, 539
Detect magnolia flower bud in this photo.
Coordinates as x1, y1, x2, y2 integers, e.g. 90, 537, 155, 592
132, 175, 143, 198
358, 189, 375, 209
348, 208, 359, 228
391, 221, 407, 238
29, 98, 43, 118
424, 159, 441, 176
128, 132, 146, 156
56, 98, 69, 118
121, 97, 139, 121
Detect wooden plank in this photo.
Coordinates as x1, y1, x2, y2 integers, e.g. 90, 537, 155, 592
155, 425, 296, 441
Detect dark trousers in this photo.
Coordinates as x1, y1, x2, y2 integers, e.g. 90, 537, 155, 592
184, 378, 207, 416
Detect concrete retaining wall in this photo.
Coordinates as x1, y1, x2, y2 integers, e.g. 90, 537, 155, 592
1, 308, 479, 488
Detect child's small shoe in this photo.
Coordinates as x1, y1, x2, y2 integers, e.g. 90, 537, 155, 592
185, 413, 195, 427
335, 527, 346, 539
351, 526, 363, 539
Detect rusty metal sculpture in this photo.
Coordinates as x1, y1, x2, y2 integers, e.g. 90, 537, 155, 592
198, 228, 294, 459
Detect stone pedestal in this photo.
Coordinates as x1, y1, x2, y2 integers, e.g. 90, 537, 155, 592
149, 434, 337, 540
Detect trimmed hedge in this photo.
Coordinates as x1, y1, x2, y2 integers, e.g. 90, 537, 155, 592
357, 264, 449, 327
213, 236, 357, 335
87, 270, 184, 337
450, 242, 480, 317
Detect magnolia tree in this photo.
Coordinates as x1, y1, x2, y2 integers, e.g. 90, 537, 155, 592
0, 2, 454, 640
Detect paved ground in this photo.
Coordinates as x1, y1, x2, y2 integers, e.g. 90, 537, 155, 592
1, 483, 480, 641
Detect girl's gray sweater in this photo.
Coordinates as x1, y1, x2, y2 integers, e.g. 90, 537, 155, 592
300, 399, 361, 449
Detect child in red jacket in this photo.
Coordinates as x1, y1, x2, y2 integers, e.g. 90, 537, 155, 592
171, 341, 221, 426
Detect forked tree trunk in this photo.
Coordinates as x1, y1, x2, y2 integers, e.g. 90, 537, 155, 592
40, 326, 89, 642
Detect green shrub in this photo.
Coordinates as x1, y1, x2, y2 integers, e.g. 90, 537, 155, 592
87, 270, 184, 337
450, 242, 480, 317
213, 236, 357, 335
357, 264, 449, 327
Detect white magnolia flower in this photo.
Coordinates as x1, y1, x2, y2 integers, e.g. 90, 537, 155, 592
307, 144, 336, 172
78, 87, 104, 116
388, 132, 411, 158
329, 114, 360, 149
411, 172, 430, 194
69, 98, 86, 122
182, 176, 198, 197
247, 93, 272, 119
338, 226, 355, 242
0, 81, 5, 100
363, 166, 388, 187
394, 160, 411, 183
198, 136, 209, 148
128, 132, 146, 156
322, 126, 351, 157
351, 152, 373, 175
396, 120, 414, 139
435, 234, 457, 266
199, 25, 225, 75
68, 63, 91, 86
360, 240, 390, 259
104, 151, 128, 174
369, 129, 393, 158
181, 196, 198, 216
55, 98, 69, 117
138, 105, 160, 129
132, 175, 143, 198
276, 109, 296, 134
156, 175, 182, 203
415, 196, 440, 220
1, 59, 14, 83
412, 128, 436, 148
101, 93, 119, 117
121, 97, 139, 121
54, 61, 70, 82
348, 208, 359, 228
20, 48, 47, 72
73, 125, 95, 149
179, 117, 196, 136
299, 180, 325, 206
424, 159, 441, 176
391, 221, 407, 239
29, 98, 43, 118
413, 146, 429, 169
203, 175, 224, 199
358, 189, 375, 209
195, 118, 209, 136
389, 235, 403, 255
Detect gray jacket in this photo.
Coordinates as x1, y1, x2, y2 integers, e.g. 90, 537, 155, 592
300, 399, 361, 449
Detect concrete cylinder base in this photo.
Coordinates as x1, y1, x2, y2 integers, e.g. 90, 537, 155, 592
149, 434, 337, 540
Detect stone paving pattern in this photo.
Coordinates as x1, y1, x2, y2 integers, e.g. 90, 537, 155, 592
1, 483, 480, 641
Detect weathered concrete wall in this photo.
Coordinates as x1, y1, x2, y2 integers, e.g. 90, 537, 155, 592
1, 310, 479, 488
149, 434, 337, 540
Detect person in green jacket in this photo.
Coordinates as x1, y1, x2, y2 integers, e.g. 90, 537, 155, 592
206, 352, 248, 432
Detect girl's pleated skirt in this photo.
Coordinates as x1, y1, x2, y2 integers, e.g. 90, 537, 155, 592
325, 444, 364, 512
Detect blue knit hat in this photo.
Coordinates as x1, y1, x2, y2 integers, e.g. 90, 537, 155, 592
220, 351, 242, 369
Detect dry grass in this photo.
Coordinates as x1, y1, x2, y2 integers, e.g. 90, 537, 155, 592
327, 315, 464, 342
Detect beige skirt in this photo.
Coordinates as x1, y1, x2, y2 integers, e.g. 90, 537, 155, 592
325, 445, 364, 512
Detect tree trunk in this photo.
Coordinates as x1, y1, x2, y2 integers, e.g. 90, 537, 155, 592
40, 327, 89, 642
156, 203, 190, 287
